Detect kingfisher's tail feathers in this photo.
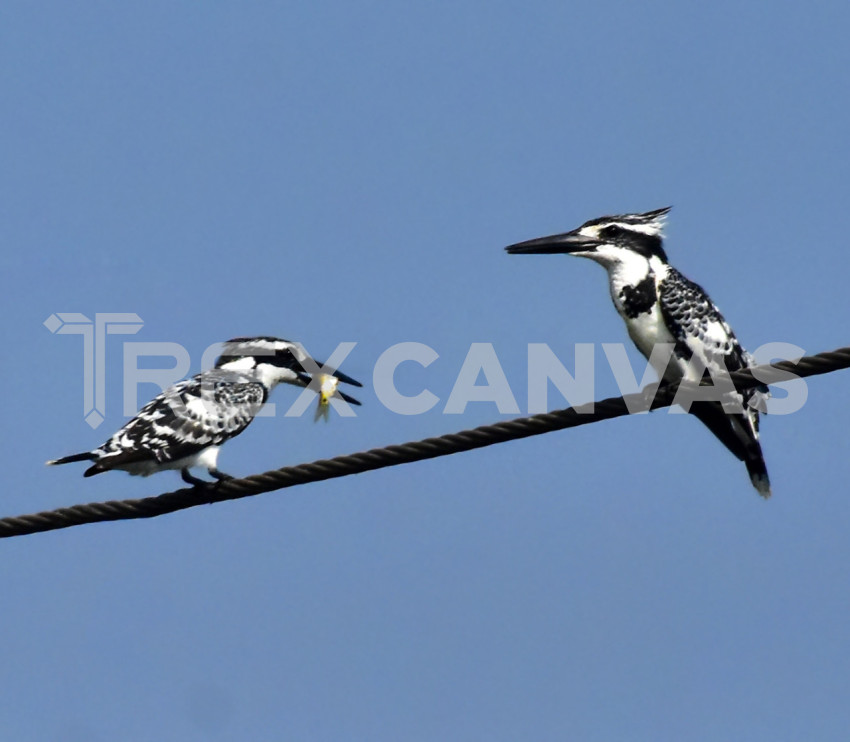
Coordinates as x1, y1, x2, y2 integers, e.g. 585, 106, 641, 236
746, 457, 772, 499
83, 462, 110, 477
688, 402, 749, 461
687, 401, 771, 498
46, 451, 113, 478
45, 452, 95, 467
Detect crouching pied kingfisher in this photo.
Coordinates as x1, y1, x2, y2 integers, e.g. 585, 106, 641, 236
47, 337, 363, 486
505, 207, 771, 497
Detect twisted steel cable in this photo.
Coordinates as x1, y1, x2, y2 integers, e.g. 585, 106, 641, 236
3, 346, 849, 539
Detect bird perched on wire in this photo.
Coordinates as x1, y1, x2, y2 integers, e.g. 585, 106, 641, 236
47, 336, 362, 486
505, 207, 770, 497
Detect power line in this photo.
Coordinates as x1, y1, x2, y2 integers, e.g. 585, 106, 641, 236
4, 346, 849, 539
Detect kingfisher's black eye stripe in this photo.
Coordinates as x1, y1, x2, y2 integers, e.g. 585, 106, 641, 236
629, 233, 666, 261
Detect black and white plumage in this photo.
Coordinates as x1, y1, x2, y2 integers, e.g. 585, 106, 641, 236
47, 336, 363, 486
506, 207, 771, 497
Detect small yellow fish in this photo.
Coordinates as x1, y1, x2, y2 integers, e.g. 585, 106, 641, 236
314, 374, 341, 422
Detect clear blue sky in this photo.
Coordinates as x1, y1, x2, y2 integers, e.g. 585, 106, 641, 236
3, 2, 850, 740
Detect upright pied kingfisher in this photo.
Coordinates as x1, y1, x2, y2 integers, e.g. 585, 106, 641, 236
47, 336, 362, 486
505, 207, 770, 497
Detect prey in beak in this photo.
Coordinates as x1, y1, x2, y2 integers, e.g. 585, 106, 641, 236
293, 366, 362, 422
314, 374, 345, 422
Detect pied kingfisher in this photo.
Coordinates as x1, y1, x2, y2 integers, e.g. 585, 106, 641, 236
47, 336, 362, 486
505, 207, 770, 497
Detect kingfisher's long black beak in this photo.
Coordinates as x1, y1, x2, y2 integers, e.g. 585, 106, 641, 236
505, 229, 599, 255
329, 368, 363, 388
336, 389, 362, 406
